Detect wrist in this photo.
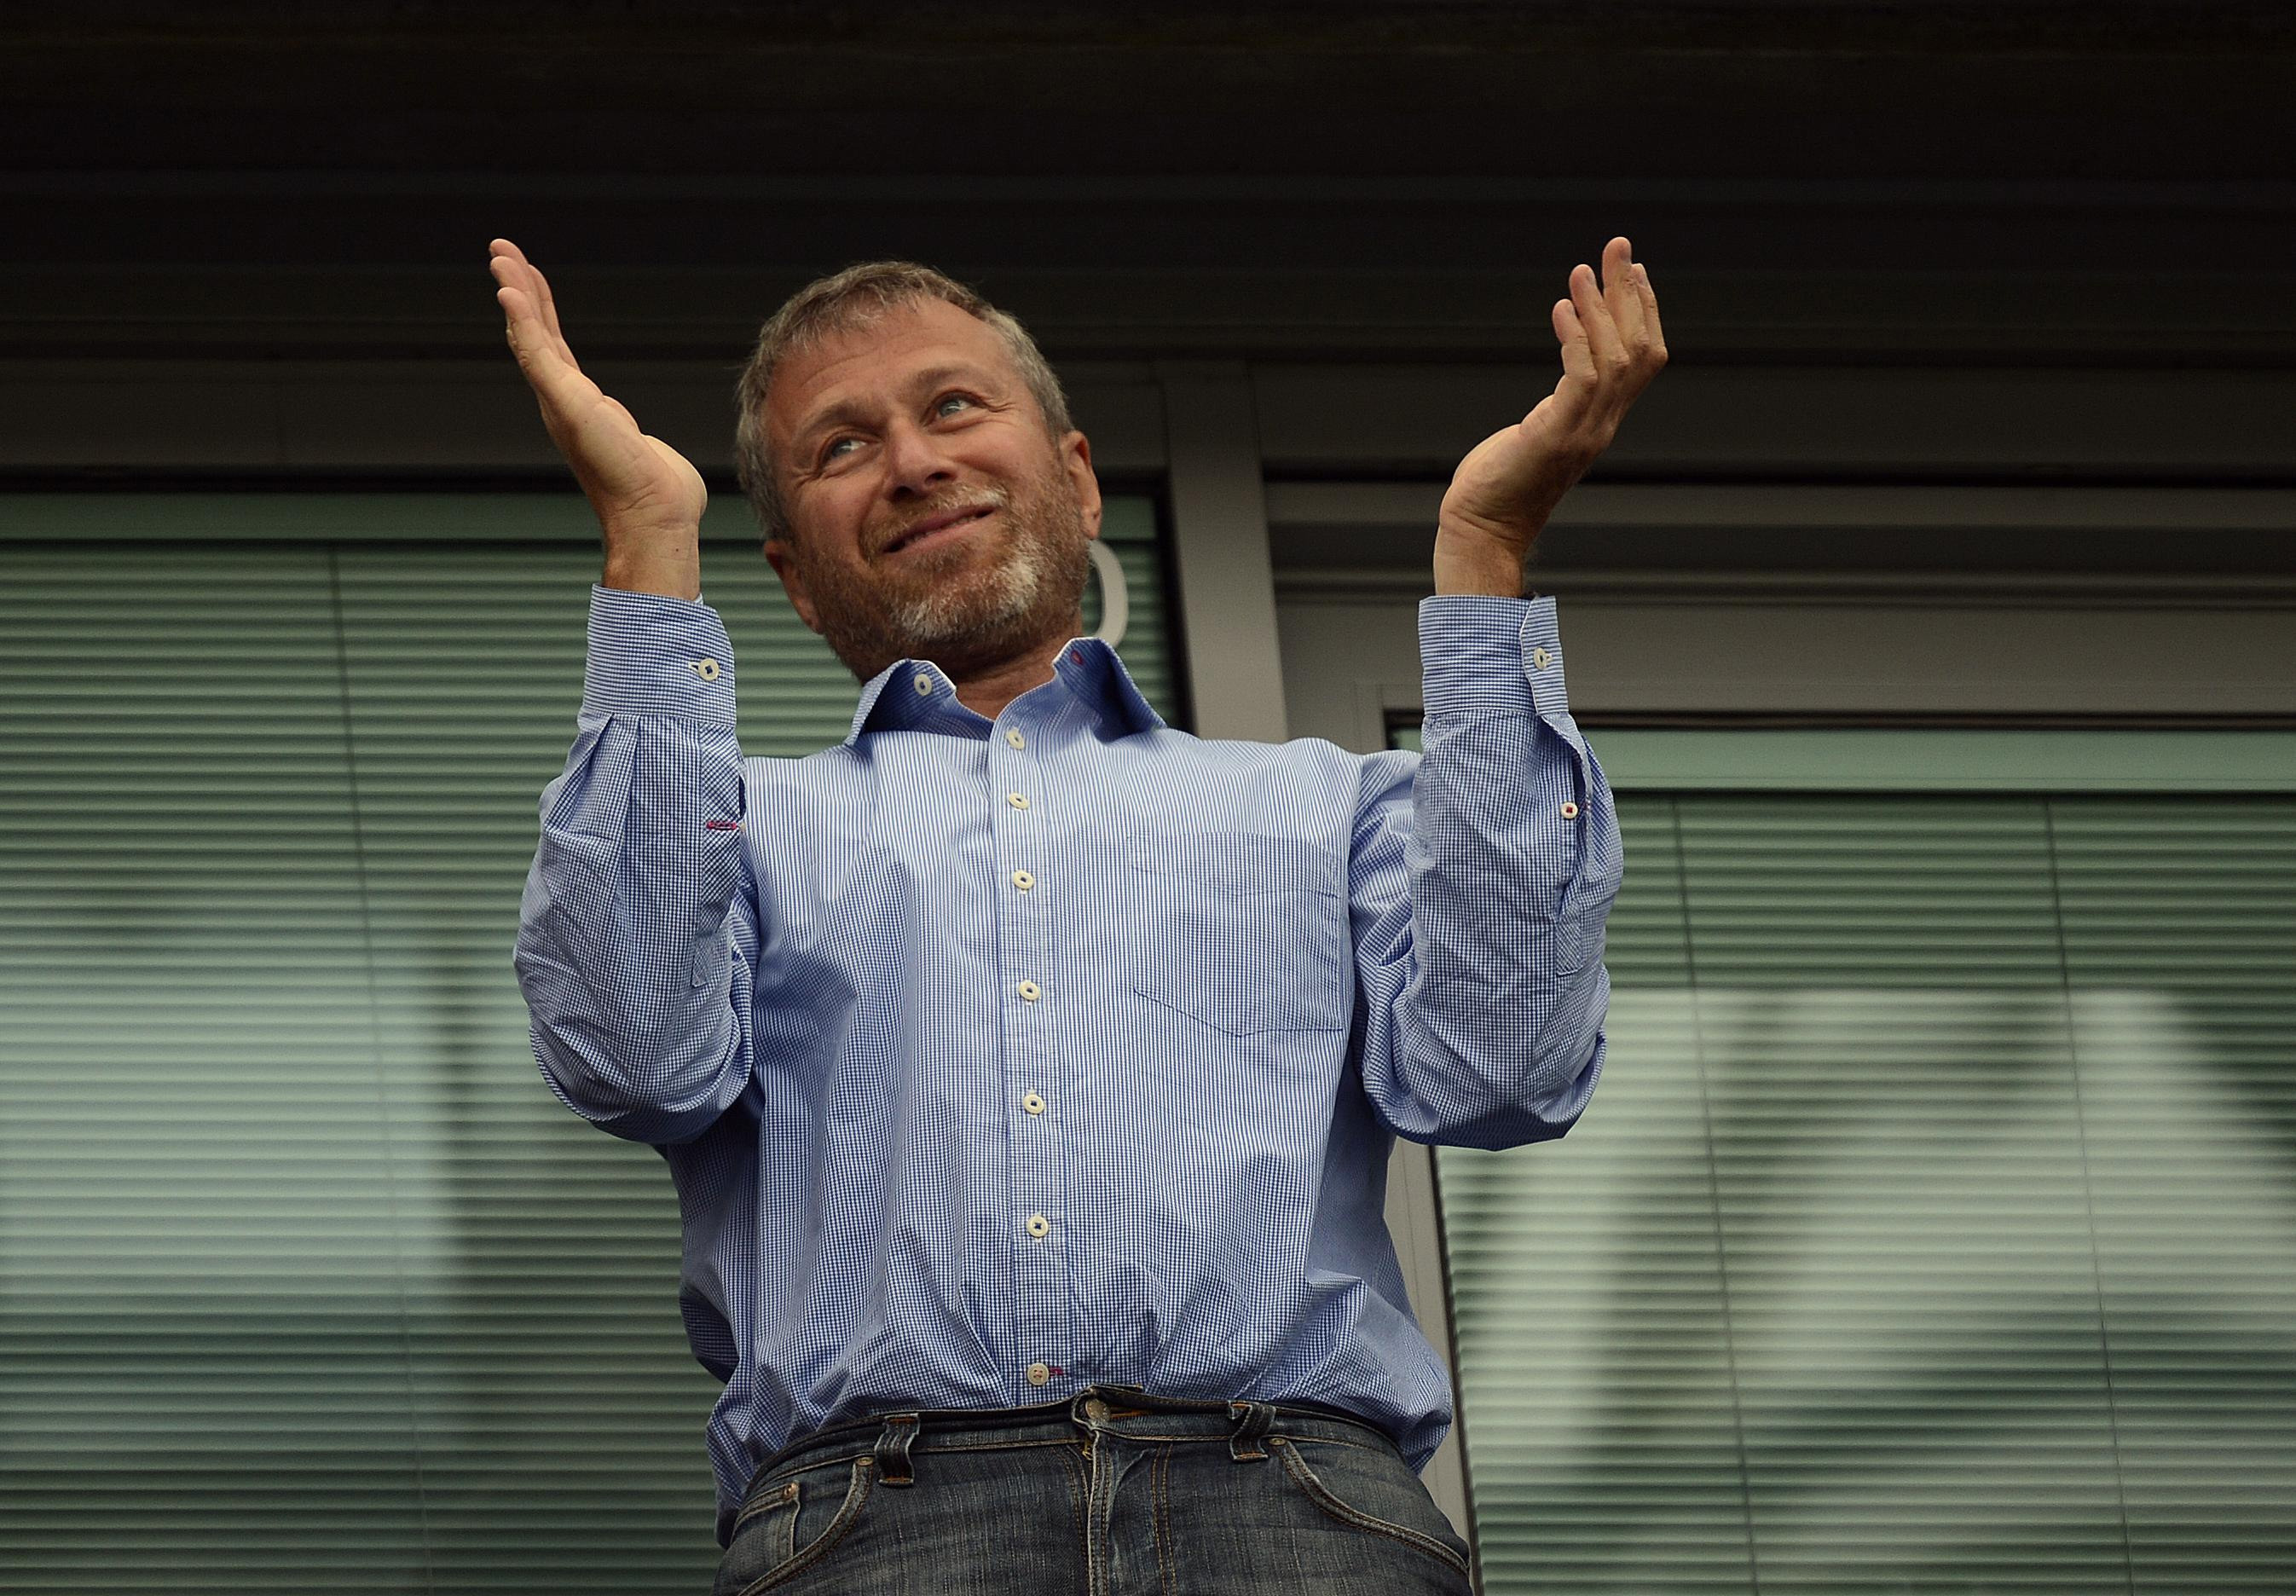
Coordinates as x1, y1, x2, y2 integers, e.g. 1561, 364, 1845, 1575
602, 531, 703, 602
1432, 520, 1530, 598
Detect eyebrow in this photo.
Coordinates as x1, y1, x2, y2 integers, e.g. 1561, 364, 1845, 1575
793, 362, 1001, 454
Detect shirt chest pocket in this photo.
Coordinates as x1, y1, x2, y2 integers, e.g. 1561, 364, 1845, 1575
1126, 834, 1350, 1036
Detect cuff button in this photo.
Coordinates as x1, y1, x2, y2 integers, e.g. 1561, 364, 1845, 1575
1560, 801, 1581, 819
693, 658, 720, 681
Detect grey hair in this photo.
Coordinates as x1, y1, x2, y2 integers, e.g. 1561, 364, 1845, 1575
732, 261, 1073, 546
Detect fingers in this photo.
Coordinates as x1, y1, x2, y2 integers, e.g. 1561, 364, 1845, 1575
493, 275, 556, 379
1552, 261, 1624, 446
488, 239, 581, 373
489, 242, 601, 425
1538, 236, 1671, 455
1560, 237, 1667, 411
1600, 236, 1645, 348
1632, 258, 1668, 362
1569, 258, 1627, 375
523, 246, 574, 361
1551, 296, 1598, 414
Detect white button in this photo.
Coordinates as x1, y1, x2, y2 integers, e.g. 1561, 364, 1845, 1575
1026, 1361, 1052, 1386
1011, 870, 1035, 892
1016, 980, 1041, 1002
1007, 792, 1030, 810
693, 658, 720, 681
1022, 1091, 1046, 1115
1532, 646, 1553, 671
913, 672, 934, 696
1560, 801, 1580, 819
1005, 729, 1027, 749
1027, 1213, 1050, 1238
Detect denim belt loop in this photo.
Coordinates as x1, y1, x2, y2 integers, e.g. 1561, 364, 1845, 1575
873, 1412, 922, 1487
1227, 1399, 1275, 1462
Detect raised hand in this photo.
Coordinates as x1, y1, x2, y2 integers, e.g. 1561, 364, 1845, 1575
489, 238, 708, 598
1435, 235, 1667, 595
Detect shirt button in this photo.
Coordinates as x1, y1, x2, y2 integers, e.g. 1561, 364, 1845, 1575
1016, 980, 1041, 1002
912, 672, 934, 696
1532, 646, 1553, 671
693, 658, 720, 681
1005, 729, 1027, 749
1560, 801, 1581, 819
1026, 1213, 1051, 1238
1027, 1362, 1052, 1387
1022, 1091, 1046, 1115
1007, 792, 1030, 810
1011, 869, 1035, 892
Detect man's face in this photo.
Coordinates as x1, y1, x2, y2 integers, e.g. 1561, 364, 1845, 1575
762, 298, 1102, 683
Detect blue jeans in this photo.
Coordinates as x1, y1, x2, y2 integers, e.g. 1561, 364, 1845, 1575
710, 1383, 1478, 1595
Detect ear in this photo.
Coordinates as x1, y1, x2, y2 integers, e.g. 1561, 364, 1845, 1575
762, 540, 824, 635
1060, 430, 1103, 542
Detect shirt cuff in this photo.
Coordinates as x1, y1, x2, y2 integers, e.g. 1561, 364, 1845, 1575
580, 582, 738, 728
1417, 594, 1570, 722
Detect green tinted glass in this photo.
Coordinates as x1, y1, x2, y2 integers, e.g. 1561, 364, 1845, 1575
0, 492, 1172, 1593
1411, 724, 2296, 1595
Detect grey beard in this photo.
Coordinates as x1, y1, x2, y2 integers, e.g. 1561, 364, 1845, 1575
804, 486, 1093, 684
885, 535, 1048, 651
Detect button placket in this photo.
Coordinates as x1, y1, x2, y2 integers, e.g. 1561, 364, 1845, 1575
993, 714, 1068, 1398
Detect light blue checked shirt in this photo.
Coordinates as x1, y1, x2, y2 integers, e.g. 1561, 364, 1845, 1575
512, 583, 1622, 1544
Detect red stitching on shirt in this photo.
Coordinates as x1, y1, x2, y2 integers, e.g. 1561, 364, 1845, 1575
705, 820, 739, 830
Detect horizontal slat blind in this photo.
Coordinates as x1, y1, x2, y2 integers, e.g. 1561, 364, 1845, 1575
1439, 786, 2296, 1595
0, 493, 1174, 1593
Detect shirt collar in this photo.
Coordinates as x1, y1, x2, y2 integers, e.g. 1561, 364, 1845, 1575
843, 634, 1167, 747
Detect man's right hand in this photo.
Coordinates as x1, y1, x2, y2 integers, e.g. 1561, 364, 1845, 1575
489, 238, 708, 600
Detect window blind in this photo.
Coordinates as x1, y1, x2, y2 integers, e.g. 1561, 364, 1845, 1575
0, 492, 1173, 1594
1437, 767, 2296, 1595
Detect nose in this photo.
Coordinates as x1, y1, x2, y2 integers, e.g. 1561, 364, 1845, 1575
880, 415, 959, 500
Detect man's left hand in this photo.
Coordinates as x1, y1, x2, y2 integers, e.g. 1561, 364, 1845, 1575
1435, 236, 1668, 596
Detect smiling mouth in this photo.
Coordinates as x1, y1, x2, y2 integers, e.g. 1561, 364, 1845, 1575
884, 505, 997, 557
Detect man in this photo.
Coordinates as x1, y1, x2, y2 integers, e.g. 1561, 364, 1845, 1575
503, 235, 1661, 1594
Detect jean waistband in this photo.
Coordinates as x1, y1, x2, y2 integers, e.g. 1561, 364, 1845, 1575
743, 1384, 1402, 1497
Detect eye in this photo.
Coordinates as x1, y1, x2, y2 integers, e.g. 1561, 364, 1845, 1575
933, 392, 979, 419
820, 435, 860, 464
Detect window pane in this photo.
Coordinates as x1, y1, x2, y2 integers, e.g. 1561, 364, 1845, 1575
0, 493, 1173, 1593
1441, 789, 2296, 1596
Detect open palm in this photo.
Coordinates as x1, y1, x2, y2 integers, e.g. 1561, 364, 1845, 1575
489, 238, 708, 540
1437, 236, 1668, 550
